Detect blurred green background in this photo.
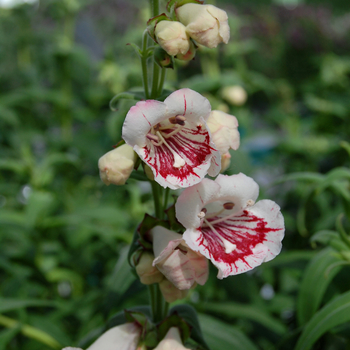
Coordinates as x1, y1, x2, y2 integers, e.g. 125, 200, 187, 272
1, 0, 350, 349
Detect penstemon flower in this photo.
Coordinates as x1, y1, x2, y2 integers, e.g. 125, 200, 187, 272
122, 88, 221, 189
175, 173, 285, 279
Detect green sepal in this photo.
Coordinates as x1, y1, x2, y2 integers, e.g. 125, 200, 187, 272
169, 304, 211, 350
126, 42, 142, 57
158, 313, 191, 343
154, 47, 174, 69
166, 0, 203, 15
109, 91, 145, 111
147, 13, 171, 42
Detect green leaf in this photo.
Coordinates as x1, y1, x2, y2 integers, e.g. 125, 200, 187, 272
202, 302, 287, 335
198, 314, 259, 350
295, 290, 350, 350
0, 325, 21, 350
297, 248, 343, 326
274, 172, 324, 185
0, 299, 58, 313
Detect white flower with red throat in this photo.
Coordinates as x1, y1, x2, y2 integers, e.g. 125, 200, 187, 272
122, 88, 221, 189
175, 173, 285, 279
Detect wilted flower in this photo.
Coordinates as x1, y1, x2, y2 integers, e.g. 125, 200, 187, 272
176, 4, 230, 48
135, 251, 164, 285
155, 20, 191, 57
152, 226, 208, 290
221, 86, 248, 106
153, 327, 191, 350
98, 144, 137, 186
175, 173, 285, 279
122, 88, 221, 189
206, 110, 240, 155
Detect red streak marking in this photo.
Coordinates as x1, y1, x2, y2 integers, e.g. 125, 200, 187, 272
143, 125, 214, 184
197, 210, 282, 274
183, 95, 187, 114
142, 113, 151, 127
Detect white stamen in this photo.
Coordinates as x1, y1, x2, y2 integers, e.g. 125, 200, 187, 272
198, 211, 206, 218
156, 131, 185, 168
246, 199, 255, 206
204, 219, 236, 254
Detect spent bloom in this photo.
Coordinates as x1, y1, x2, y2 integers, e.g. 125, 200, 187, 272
122, 88, 221, 189
176, 4, 230, 48
152, 225, 208, 290
153, 327, 191, 350
175, 173, 284, 279
155, 21, 191, 57
206, 110, 240, 155
98, 144, 137, 186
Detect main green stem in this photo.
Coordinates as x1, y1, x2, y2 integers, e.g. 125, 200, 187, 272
147, 0, 169, 323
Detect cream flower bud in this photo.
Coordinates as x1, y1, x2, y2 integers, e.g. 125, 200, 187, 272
176, 4, 230, 48
159, 279, 189, 303
152, 226, 208, 290
220, 152, 231, 173
207, 110, 240, 155
221, 86, 248, 106
135, 252, 164, 285
155, 21, 191, 56
153, 327, 191, 350
176, 40, 196, 61
98, 144, 137, 186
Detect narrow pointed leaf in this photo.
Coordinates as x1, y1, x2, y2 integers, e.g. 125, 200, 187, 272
297, 248, 343, 326
295, 290, 350, 350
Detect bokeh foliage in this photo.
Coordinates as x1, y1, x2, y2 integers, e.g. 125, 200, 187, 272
0, 0, 350, 349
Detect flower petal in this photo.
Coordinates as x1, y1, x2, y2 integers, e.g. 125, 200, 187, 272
122, 99, 167, 148
139, 120, 218, 189
87, 323, 140, 350
163, 88, 211, 123
183, 199, 284, 279
176, 178, 221, 229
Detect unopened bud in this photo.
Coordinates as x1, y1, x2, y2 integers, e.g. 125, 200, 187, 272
98, 144, 137, 186
220, 152, 231, 172
154, 47, 174, 68
136, 252, 164, 285
155, 20, 191, 57
221, 86, 248, 106
176, 40, 196, 61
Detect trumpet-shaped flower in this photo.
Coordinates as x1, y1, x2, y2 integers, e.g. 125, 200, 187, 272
153, 327, 191, 350
176, 4, 230, 48
152, 226, 208, 290
122, 89, 221, 189
175, 174, 284, 279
